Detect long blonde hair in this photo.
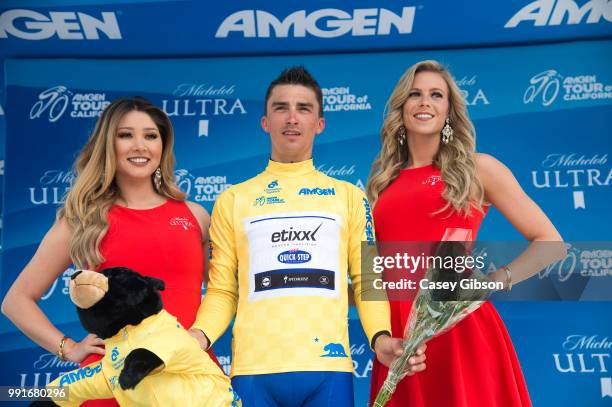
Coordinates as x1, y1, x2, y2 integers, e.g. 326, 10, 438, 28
58, 97, 185, 269
367, 60, 484, 215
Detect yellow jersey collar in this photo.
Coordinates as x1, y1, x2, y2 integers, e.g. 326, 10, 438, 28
265, 159, 316, 177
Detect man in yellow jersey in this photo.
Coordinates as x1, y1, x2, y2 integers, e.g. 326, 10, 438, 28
189, 67, 426, 406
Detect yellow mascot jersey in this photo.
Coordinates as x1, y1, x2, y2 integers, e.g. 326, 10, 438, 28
193, 160, 390, 376
48, 310, 240, 407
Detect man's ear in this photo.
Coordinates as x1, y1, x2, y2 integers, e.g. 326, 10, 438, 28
316, 116, 326, 135
261, 115, 269, 133
145, 277, 165, 291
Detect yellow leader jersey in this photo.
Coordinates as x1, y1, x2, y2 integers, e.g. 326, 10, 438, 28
48, 310, 239, 407
193, 159, 390, 376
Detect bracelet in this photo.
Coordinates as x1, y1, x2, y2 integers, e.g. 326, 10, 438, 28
57, 335, 70, 361
503, 265, 513, 291
371, 330, 391, 350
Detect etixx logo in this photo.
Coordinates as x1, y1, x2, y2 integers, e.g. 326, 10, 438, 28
0, 9, 121, 40
271, 224, 322, 243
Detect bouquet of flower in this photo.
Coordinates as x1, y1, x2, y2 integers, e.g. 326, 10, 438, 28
373, 240, 494, 407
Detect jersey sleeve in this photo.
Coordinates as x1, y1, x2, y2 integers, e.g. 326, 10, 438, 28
47, 361, 112, 406
347, 185, 391, 348
192, 188, 239, 345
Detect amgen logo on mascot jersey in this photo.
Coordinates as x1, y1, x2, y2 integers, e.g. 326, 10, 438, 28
0, 9, 121, 40
215, 6, 416, 38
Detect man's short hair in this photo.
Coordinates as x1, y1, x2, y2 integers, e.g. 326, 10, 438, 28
264, 66, 324, 117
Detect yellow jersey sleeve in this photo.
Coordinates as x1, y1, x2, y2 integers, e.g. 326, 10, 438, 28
346, 186, 391, 348
48, 361, 112, 406
193, 189, 239, 344
191, 160, 393, 375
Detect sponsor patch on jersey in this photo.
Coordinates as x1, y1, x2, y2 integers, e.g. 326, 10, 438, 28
277, 249, 312, 264
244, 212, 342, 301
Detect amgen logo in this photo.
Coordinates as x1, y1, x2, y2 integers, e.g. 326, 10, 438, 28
216, 7, 415, 38
0, 9, 121, 40
524, 70, 612, 106
505, 0, 612, 28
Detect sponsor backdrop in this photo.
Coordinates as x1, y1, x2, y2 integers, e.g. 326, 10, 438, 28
0, 1, 611, 406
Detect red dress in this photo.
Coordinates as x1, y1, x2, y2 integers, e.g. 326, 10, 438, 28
80, 199, 218, 407
369, 165, 532, 407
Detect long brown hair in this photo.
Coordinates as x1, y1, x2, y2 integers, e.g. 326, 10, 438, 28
367, 60, 484, 215
58, 97, 185, 269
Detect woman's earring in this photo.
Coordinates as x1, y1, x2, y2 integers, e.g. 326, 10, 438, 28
441, 118, 454, 144
397, 125, 407, 146
154, 167, 162, 190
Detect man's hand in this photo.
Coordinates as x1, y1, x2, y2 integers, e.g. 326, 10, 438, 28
374, 335, 426, 375
188, 328, 210, 351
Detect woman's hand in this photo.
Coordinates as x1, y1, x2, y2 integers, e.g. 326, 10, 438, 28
62, 333, 105, 363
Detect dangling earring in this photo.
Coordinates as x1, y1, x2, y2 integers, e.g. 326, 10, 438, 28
154, 167, 162, 190
396, 125, 406, 146
441, 117, 454, 144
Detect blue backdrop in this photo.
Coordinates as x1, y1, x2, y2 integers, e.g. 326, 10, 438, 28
0, 1, 611, 406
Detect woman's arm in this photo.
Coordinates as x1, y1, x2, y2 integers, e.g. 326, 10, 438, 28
476, 153, 567, 287
185, 201, 213, 349
185, 200, 211, 278
1, 217, 104, 362
186, 200, 211, 243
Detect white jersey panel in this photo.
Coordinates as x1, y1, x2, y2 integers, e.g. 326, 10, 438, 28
244, 211, 341, 301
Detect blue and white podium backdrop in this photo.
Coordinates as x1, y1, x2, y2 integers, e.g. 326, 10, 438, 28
1, 18, 611, 407
1, 0, 611, 56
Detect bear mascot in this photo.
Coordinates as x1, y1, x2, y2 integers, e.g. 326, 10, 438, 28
33, 267, 240, 407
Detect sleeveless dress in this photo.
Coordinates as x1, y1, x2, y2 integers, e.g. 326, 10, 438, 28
80, 199, 217, 407
369, 165, 532, 407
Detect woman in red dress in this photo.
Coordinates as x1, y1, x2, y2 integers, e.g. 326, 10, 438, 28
2, 97, 219, 406
367, 61, 566, 406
